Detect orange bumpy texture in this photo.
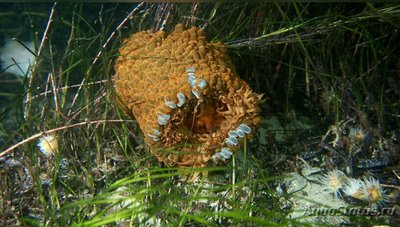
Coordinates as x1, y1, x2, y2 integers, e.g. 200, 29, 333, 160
114, 24, 263, 167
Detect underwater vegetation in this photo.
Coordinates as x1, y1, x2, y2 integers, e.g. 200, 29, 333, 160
0, 2, 399, 226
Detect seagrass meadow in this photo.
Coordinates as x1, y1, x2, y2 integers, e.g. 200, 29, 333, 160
0, 3, 399, 226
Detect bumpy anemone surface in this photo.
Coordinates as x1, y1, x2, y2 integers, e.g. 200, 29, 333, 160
114, 24, 263, 167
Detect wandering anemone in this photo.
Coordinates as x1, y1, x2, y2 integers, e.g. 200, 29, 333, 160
319, 169, 348, 198
114, 24, 263, 167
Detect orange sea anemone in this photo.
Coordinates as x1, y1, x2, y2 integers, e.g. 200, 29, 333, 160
114, 24, 263, 167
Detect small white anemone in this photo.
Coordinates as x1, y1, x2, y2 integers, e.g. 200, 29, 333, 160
343, 178, 366, 200
361, 176, 387, 205
320, 169, 348, 198
37, 134, 58, 158
349, 126, 366, 143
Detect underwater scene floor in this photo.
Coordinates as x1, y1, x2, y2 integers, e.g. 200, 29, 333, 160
1, 3, 399, 226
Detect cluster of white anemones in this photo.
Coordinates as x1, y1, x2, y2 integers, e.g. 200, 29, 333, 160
320, 170, 387, 205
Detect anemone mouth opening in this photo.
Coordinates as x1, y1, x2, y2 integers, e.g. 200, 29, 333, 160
184, 98, 227, 135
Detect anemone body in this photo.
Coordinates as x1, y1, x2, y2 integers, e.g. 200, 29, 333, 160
114, 24, 263, 167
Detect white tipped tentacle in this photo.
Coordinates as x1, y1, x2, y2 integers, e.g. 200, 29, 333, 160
148, 135, 160, 141
228, 130, 239, 138
187, 72, 196, 77
176, 92, 186, 107
197, 79, 207, 89
235, 129, 245, 138
220, 148, 233, 159
188, 76, 197, 88
212, 152, 226, 162
164, 97, 177, 109
192, 88, 200, 99
147, 129, 161, 141
186, 66, 196, 73
157, 113, 170, 125
238, 124, 252, 134
225, 136, 238, 146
